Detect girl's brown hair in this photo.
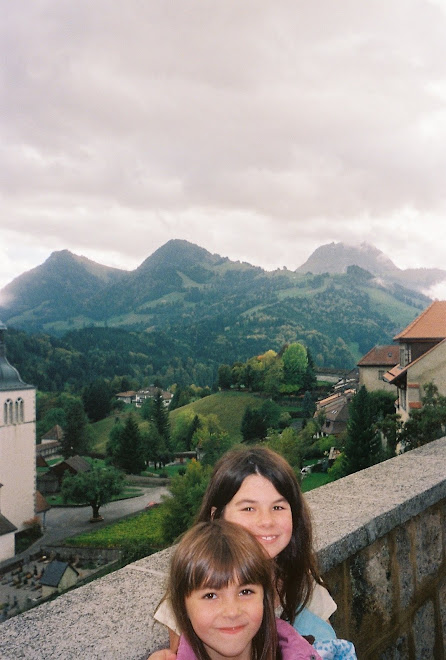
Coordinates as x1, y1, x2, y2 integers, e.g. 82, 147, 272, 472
168, 520, 277, 660
195, 445, 323, 623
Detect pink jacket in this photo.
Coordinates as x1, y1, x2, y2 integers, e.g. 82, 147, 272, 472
176, 617, 322, 660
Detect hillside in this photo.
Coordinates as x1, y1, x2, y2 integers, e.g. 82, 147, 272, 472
169, 391, 264, 442
0, 239, 435, 385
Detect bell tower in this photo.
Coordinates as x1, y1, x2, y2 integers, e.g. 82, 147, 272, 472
0, 322, 36, 561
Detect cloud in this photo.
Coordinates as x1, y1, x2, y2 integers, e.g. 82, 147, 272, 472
1, 0, 446, 289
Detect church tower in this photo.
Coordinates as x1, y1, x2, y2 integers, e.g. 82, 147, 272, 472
0, 322, 36, 561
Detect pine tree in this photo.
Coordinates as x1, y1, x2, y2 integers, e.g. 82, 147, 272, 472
341, 386, 380, 476
113, 415, 145, 474
150, 389, 172, 460
62, 399, 91, 458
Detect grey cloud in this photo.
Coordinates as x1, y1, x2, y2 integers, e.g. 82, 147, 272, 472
2, 0, 446, 288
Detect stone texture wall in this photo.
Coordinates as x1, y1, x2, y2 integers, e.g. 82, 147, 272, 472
326, 500, 446, 658
0, 438, 445, 659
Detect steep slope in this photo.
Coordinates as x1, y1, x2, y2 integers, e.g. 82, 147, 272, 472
0, 250, 126, 329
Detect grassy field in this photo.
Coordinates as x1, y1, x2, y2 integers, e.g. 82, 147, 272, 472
300, 472, 334, 492
89, 405, 141, 455
66, 506, 165, 552
169, 390, 265, 442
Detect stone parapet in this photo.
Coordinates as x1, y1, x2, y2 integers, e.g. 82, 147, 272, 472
1, 438, 445, 659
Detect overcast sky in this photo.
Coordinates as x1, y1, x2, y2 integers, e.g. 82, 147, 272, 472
2, 0, 446, 294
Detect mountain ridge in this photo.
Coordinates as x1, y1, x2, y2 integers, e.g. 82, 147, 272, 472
0, 239, 437, 373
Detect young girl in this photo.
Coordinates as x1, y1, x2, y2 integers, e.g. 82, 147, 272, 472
159, 519, 323, 660
155, 446, 336, 650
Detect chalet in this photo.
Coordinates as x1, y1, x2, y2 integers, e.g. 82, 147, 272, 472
134, 387, 173, 408
115, 391, 136, 405
36, 424, 63, 460
357, 345, 399, 393
116, 387, 173, 408
314, 389, 356, 437
49, 455, 91, 490
383, 301, 446, 422
40, 560, 79, 598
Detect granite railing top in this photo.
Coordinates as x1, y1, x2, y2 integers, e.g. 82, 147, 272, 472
1, 437, 445, 659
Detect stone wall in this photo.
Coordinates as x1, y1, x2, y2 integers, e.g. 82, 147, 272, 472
0, 438, 445, 659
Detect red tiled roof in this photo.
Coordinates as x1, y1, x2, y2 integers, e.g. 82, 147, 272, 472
394, 301, 446, 340
357, 345, 399, 366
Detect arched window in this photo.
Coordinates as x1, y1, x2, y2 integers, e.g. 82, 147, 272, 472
4, 399, 13, 425
18, 397, 24, 422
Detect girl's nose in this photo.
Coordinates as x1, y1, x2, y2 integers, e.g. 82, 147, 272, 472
257, 510, 273, 527
222, 598, 242, 618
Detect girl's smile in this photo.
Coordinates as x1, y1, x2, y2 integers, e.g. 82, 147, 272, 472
186, 582, 264, 660
221, 474, 293, 559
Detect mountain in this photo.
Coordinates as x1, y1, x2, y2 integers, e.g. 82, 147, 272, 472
296, 241, 446, 292
0, 250, 126, 329
0, 239, 435, 380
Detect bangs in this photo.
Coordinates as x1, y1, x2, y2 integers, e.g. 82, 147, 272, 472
182, 535, 269, 595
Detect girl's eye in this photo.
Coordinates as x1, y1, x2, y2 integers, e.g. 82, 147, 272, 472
273, 505, 284, 510
202, 592, 217, 600
239, 588, 254, 596
242, 506, 254, 511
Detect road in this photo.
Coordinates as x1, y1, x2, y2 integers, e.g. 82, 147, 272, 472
15, 485, 170, 562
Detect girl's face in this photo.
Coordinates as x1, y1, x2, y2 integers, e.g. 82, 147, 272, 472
185, 581, 264, 660
221, 474, 293, 559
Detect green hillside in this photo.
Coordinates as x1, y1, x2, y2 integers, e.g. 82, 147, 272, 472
170, 391, 265, 442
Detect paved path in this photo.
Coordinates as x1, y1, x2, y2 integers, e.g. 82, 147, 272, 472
5, 485, 169, 566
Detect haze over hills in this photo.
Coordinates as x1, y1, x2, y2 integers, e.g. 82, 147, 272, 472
0, 239, 437, 376
297, 242, 446, 291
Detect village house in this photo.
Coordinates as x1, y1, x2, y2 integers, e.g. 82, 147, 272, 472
383, 300, 446, 422
357, 344, 399, 393
35, 424, 63, 460
116, 387, 173, 408
39, 560, 79, 598
314, 389, 356, 437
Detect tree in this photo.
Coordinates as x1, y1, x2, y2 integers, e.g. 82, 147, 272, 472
61, 399, 91, 458
111, 415, 146, 474
263, 358, 284, 397
159, 460, 211, 544
282, 343, 308, 393
61, 463, 124, 521
302, 390, 316, 418
195, 415, 234, 467
341, 386, 381, 476
241, 400, 282, 443
149, 389, 173, 462
267, 427, 302, 473
302, 348, 317, 392
82, 378, 113, 422
141, 422, 163, 468
218, 364, 232, 389
399, 382, 446, 450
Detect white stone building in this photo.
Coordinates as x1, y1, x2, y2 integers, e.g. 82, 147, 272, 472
0, 322, 36, 562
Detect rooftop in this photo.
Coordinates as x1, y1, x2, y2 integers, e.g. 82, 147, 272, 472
394, 300, 446, 340
357, 344, 399, 366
